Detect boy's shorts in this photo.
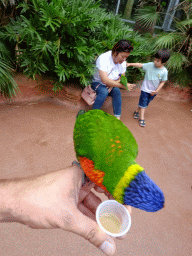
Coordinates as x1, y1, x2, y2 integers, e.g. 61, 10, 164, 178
138, 90, 156, 108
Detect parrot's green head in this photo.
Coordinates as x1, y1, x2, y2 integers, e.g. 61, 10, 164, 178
73, 110, 164, 212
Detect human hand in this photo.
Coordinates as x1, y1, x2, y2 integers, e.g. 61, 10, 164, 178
1, 164, 131, 256
127, 83, 136, 91
151, 91, 157, 96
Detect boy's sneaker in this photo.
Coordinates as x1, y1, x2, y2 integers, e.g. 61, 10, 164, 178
139, 119, 145, 127
133, 111, 139, 119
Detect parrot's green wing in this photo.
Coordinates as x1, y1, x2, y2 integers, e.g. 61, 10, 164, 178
73, 110, 138, 193
120, 75, 129, 91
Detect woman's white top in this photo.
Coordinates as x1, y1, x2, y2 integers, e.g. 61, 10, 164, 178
93, 50, 126, 83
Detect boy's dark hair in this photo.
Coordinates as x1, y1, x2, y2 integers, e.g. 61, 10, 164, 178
155, 49, 170, 63
112, 40, 133, 54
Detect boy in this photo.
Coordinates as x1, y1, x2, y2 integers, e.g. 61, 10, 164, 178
127, 49, 170, 127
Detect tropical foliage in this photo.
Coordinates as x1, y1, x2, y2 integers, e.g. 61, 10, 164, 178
0, 41, 18, 97
133, 0, 168, 34
1, 0, 106, 89
0, 0, 191, 98
151, 0, 192, 86
0, 0, 19, 97
0, 0, 153, 90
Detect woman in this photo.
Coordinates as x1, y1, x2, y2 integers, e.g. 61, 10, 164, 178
91, 40, 134, 120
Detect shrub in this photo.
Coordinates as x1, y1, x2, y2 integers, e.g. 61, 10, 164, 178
0, 0, 107, 88
0, 0, 128, 89
151, 0, 192, 87
0, 0, 155, 90
0, 41, 18, 98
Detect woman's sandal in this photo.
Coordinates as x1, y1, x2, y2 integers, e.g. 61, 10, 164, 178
139, 119, 145, 127
133, 111, 139, 119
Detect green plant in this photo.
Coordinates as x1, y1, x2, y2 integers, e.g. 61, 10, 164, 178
1, 0, 146, 90
98, 13, 134, 51
124, 0, 135, 19
152, 0, 192, 87
133, 0, 167, 34
0, 41, 18, 97
0, 0, 157, 91
0, 0, 113, 89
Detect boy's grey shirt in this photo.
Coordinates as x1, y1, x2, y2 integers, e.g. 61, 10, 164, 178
141, 62, 168, 93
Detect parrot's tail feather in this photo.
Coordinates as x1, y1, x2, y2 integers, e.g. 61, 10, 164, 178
76, 110, 86, 119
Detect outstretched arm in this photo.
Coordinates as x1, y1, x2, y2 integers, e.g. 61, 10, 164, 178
0, 165, 131, 256
126, 63, 143, 68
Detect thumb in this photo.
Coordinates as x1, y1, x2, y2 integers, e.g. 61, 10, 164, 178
67, 210, 116, 256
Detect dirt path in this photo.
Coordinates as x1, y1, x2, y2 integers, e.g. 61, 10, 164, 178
0, 79, 192, 256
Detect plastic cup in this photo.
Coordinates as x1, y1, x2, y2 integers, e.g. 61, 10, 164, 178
96, 200, 131, 237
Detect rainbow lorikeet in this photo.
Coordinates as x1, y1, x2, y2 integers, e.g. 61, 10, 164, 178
73, 109, 164, 212
120, 75, 129, 91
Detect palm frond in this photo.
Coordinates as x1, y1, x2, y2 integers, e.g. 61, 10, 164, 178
0, 41, 11, 60
0, 60, 18, 97
153, 32, 184, 50
135, 6, 161, 28
173, 69, 192, 87
166, 52, 190, 72
177, 18, 192, 27
176, 19, 192, 33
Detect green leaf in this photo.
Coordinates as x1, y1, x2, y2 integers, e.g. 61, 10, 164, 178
0, 60, 18, 98
135, 6, 160, 28
153, 32, 182, 49
166, 52, 190, 72
173, 69, 192, 87
55, 64, 70, 82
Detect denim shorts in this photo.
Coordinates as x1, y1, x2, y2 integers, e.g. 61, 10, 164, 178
138, 90, 156, 108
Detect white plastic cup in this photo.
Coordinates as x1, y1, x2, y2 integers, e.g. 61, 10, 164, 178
96, 200, 131, 237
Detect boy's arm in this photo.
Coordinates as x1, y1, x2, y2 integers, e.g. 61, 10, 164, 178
126, 63, 143, 68
151, 81, 166, 96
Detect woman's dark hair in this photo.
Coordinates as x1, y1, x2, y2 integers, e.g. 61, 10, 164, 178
155, 49, 170, 63
112, 40, 133, 54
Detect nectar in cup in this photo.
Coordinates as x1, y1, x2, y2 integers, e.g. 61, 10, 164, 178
99, 213, 121, 234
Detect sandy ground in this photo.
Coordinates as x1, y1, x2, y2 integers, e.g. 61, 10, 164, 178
0, 78, 192, 256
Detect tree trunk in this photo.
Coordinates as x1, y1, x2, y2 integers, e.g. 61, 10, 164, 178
124, 0, 135, 19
